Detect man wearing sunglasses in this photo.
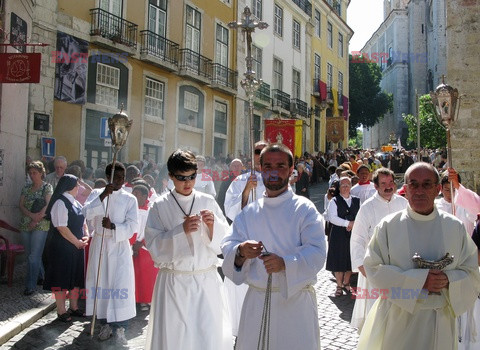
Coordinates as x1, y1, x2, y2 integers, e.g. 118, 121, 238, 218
222, 140, 268, 337
144, 149, 232, 350
357, 162, 480, 349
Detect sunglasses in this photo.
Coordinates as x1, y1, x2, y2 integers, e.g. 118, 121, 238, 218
254, 149, 262, 155
172, 173, 196, 181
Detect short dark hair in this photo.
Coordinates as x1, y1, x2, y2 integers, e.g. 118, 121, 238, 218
441, 170, 461, 186
373, 167, 395, 186
105, 162, 126, 178
259, 143, 294, 167
167, 149, 197, 175
132, 184, 149, 197
126, 165, 140, 182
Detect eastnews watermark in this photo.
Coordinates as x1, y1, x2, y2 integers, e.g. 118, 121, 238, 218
51, 287, 128, 299
51, 50, 128, 64
351, 287, 429, 299
350, 50, 427, 64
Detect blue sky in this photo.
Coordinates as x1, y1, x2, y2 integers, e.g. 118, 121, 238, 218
347, 0, 384, 52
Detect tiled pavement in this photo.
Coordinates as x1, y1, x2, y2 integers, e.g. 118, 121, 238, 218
0, 180, 359, 349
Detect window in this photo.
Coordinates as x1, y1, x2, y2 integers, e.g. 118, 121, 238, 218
274, 4, 283, 37
315, 119, 320, 151
214, 101, 228, 135
252, 45, 262, 78
273, 58, 283, 91
338, 71, 343, 96
327, 63, 333, 90
144, 77, 164, 120
315, 9, 321, 37
143, 144, 162, 164
292, 20, 300, 49
327, 22, 333, 49
148, 0, 167, 36
96, 63, 119, 107
314, 54, 321, 80
252, 0, 262, 19
179, 86, 204, 128
99, 0, 122, 16
338, 33, 344, 57
186, 5, 201, 53
292, 69, 300, 99
215, 24, 228, 66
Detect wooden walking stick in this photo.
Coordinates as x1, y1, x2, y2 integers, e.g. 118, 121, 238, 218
90, 110, 132, 337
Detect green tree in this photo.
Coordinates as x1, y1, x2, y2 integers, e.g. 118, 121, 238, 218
348, 128, 363, 148
348, 55, 393, 138
403, 94, 446, 149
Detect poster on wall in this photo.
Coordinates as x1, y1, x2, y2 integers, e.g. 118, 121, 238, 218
10, 13, 27, 53
54, 31, 88, 104
0, 149, 4, 186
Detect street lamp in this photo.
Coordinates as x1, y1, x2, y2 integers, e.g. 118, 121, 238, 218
430, 76, 460, 214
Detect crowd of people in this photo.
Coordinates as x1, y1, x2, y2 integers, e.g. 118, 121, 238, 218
15, 143, 480, 349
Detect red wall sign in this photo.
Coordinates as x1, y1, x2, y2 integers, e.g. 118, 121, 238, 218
0, 53, 41, 83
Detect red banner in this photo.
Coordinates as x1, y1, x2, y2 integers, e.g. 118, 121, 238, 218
264, 119, 297, 155
0, 53, 41, 83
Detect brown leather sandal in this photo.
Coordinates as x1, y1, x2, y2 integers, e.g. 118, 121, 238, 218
335, 286, 344, 297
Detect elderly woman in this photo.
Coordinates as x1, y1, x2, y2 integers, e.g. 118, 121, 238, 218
326, 176, 360, 297
43, 175, 89, 322
19, 161, 53, 295
295, 163, 310, 198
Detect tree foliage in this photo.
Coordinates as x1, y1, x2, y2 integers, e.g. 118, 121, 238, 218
348, 55, 393, 138
403, 94, 446, 149
348, 128, 363, 148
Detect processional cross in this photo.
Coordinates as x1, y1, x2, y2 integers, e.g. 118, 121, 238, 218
228, 6, 268, 198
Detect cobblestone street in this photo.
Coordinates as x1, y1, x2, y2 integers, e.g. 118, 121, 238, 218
1, 181, 359, 349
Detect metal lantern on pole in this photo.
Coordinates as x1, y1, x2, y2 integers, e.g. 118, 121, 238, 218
430, 76, 459, 215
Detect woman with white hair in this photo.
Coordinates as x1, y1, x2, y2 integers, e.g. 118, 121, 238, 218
325, 176, 360, 297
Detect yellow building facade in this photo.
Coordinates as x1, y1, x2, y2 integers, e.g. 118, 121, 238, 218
50, 0, 238, 168
310, 0, 352, 153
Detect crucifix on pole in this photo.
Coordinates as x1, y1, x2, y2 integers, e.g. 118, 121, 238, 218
228, 6, 268, 201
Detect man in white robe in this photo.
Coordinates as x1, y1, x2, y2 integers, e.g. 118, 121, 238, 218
223, 141, 267, 336
145, 150, 232, 350
83, 162, 138, 344
350, 168, 407, 331
358, 162, 480, 350
350, 165, 376, 204
222, 144, 327, 350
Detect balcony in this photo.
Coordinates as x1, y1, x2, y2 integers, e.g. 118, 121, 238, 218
291, 98, 308, 117
139, 30, 179, 72
254, 81, 271, 107
293, 0, 312, 16
272, 89, 291, 114
178, 49, 212, 85
211, 63, 238, 94
90, 8, 138, 55
326, 88, 333, 103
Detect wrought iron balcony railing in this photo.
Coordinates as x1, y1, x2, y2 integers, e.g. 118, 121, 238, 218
179, 49, 212, 79
211, 63, 237, 90
140, 30, 179, 65
272, 89, 291, 110
291, 98, 308, 117
255, 81, 271, 103
90, 8, 138, 48
293, 0, 312, 16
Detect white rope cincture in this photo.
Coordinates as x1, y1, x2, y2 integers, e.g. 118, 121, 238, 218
257, 272, 272, 350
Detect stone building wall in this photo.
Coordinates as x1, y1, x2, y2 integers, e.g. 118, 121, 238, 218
446, 1, 480, 192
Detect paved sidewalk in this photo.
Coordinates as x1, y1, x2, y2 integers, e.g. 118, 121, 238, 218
1, 180, 360, 349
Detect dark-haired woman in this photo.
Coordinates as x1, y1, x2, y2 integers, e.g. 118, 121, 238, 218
43, 174, 88, 322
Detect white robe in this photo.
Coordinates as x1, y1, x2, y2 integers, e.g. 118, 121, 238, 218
358, 206, 480, 350
224, 171, 265, 221
350, 182, 376, 204
223, 170, 266, 335
144, 189, 232, 350
82, 188, 138, 323
350, 192, 407, 331
435, 197, 475, 236
222, 188, 327, 350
